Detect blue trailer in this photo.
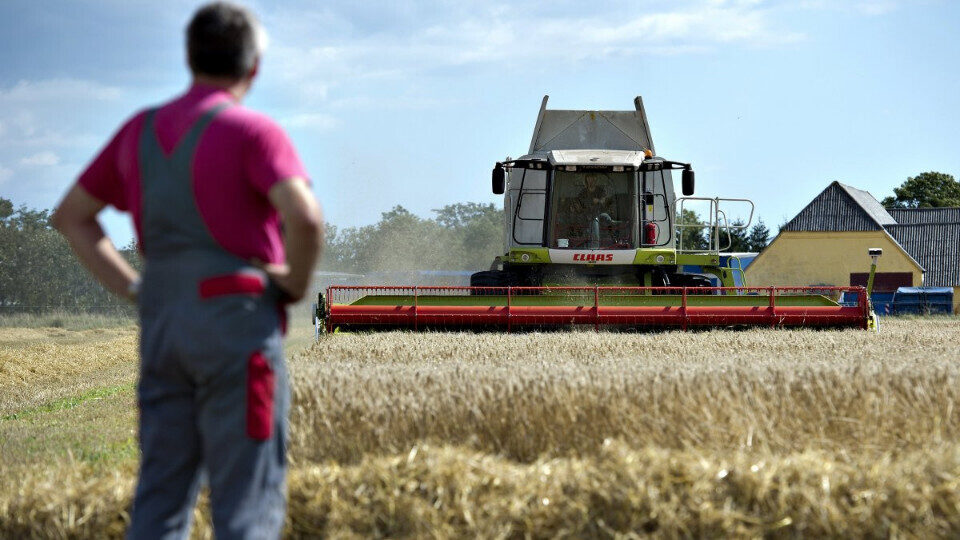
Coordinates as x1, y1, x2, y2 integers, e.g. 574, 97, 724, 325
892, 287, 954, 315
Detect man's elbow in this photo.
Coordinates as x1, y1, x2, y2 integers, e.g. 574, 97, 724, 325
50, 207, 68, 233
287, 208, 324, 241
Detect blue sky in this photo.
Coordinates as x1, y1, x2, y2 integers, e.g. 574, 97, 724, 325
1, 0, 958, 243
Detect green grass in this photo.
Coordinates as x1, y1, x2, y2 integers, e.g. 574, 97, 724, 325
0, 381, 138, 468
2, 383, 133, 422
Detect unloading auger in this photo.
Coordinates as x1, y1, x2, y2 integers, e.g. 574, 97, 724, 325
315, 96, 877, 333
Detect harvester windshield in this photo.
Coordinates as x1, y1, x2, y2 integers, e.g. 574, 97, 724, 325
550, 170, 636, 249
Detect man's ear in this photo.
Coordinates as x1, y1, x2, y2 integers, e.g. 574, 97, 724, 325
247, 57, 260, 81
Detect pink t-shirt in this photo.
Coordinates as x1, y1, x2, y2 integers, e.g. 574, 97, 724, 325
77, 84, 308, 264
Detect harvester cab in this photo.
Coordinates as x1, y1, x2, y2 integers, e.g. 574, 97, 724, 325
475, 95, 752, 291
316, 96, 876, 333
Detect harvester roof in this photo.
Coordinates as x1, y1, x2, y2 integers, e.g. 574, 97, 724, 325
546, 149, 646, 168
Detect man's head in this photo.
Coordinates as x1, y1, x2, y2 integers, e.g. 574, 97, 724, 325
584, 174, 599, 191
187, 2, 266, 90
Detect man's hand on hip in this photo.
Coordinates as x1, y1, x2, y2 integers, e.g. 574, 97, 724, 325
52, 185, 141, 302
264, 177, 324, 303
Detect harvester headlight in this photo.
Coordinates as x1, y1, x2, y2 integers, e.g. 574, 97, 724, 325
565, 165, 577, 172
521, 253, 531, 262
612, 166, 624, 172
656, 255, 664, 263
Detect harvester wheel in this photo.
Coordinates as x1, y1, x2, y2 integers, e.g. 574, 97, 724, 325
669, 273, 714, 292
470, 270, 514, 296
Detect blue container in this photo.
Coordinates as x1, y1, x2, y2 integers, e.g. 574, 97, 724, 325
871, 292, 896, 315
839, 291, 896, 314
893, 287, 953, 315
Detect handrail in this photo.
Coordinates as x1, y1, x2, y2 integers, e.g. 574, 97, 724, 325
726, 255, 748, 287
676, 197, 755, 254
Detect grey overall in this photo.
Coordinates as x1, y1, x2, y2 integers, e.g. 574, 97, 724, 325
129, 103, 289, 539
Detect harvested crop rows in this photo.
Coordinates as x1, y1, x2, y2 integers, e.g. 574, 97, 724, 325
2, 319, 960, 537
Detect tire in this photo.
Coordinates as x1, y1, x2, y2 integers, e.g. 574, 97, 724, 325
668, 272, 715, 293
470, 270, 513, 295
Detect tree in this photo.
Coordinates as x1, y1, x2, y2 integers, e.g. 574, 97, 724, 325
676, 208, 708, 251
746, 219, 770, 252
320, 203, 505, 274
881, 171, 960, 208
715, 219, 747, 252
432, 202, 499, 229
0, 196, 138, 313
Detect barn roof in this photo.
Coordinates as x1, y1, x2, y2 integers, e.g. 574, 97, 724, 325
885, 223, 960, 287
760, 180, 960, 286
782, 182, 896, 232
887, 207, 960, 224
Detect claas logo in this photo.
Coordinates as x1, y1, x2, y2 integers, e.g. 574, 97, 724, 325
573, 253, 614, 262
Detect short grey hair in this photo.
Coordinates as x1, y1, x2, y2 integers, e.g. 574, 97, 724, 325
186, 2, 268, 79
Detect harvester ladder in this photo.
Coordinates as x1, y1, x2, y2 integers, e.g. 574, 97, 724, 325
727, 255, 748, 287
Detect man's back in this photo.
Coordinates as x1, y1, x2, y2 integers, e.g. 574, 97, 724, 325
79, 84, 306, 264
52, 4, 323, 538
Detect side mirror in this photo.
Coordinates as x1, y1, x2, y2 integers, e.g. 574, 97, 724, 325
492, 164, 505, 194
681, 168, 695, 196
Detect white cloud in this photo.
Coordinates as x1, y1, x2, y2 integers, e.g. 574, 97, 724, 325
0, 164, 11, 184
263, 0, 803, 108
0, 78, 126, 150
0, 78, 122, 104
20, 151, 61, 167
855, 0, 899, 16
281, 112, 339, 131
797, 0, 901, 16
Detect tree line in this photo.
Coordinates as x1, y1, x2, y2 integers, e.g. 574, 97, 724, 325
0, 197, 139, 313
321, 203, 503, 274
5, 170, 954, 312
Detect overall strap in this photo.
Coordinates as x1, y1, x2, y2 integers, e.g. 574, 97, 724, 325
139, 102, 233, 260
170, 102, 231, 165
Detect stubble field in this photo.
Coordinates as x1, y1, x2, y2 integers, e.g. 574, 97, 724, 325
2, 317, 960, 538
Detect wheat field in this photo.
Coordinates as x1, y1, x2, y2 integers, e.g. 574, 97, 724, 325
2, 318, 960, 537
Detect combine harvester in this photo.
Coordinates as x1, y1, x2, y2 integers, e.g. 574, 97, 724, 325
316, 96, 877, 333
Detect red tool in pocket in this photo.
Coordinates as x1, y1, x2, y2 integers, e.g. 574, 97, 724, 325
246, 351, 274, 440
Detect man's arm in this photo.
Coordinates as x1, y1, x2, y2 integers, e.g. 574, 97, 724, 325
52, 185, 140, 301
261, 177, 324, 302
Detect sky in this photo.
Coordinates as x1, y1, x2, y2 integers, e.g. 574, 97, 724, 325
1, 0, 958, 244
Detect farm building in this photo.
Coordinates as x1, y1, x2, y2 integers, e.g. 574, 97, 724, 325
745, 181, 960, 313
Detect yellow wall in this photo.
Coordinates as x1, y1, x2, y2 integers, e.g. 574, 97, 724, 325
745, 231, 923, 288
954, 287, 960, 315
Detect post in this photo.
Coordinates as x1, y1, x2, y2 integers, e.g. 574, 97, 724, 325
769, 286, 777, 327
507, 286, 512, 333
413, 286, 418, 331
681, 287, 688, 332
866, 248, 883, 297
594, 286, 600, 332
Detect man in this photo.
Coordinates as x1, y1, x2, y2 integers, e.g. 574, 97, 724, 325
565, 174, 619, 247
52, 3, 323, 538
568, 173, 615, 219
